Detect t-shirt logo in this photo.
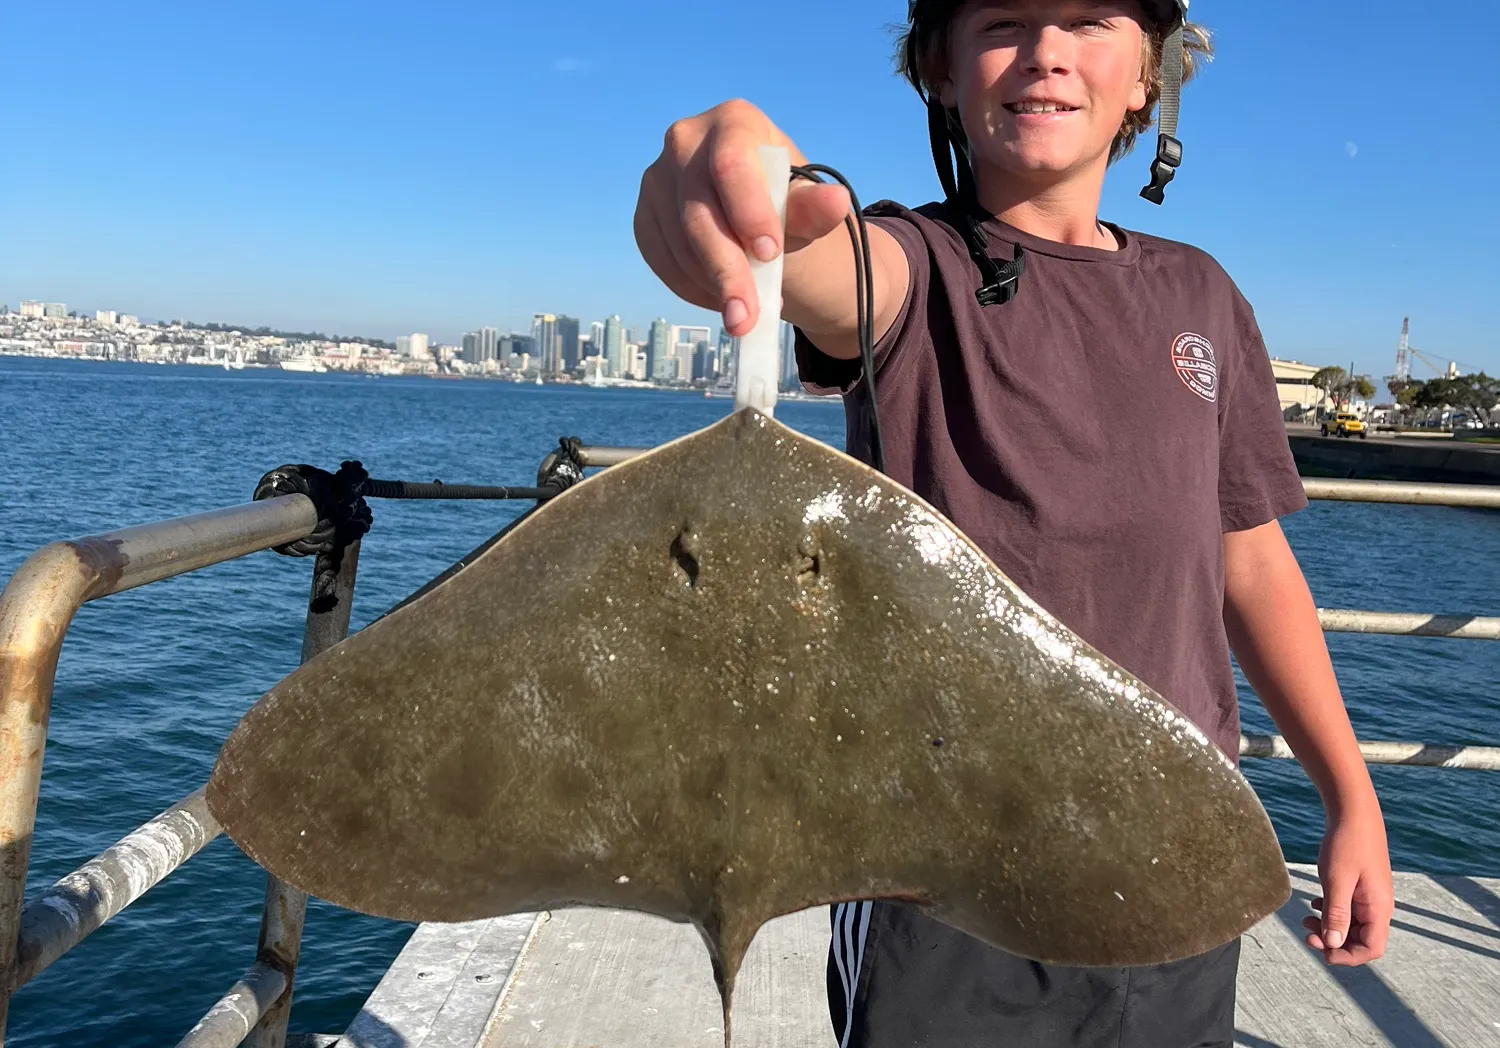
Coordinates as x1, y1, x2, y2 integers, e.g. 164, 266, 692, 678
1171, 333, 1218, 403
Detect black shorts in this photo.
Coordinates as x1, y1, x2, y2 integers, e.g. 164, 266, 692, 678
828, 902, 1241, 1048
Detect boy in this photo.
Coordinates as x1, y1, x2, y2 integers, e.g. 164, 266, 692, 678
633, 3, 1393, 1045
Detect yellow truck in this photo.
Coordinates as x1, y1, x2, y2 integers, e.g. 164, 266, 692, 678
1321, 412, 1367, 439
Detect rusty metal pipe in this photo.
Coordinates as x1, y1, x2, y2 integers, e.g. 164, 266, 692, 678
13, 789, 222, 989
0, 495, 317, 1039
246, 541, 362, 1048
173, 961, 288, 1048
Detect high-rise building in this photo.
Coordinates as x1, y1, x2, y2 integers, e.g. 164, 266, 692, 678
779, 321, 799, 392
505, 334, 538, 371
621, 342, 643, 380
403, 333, 430, 361
603, 315, 625, 377
532, 314, 559, 374
646, 318, 671, 381
18, 301, 42, 318
693, 340, 715, 383
557, 315, 581, 371
671, 325, 712, 353
119, 314, 138, 326
717, 328, 738, 384
42, 302, 67, 319
589, 321, 605, 359
95, 310, 117, 325
480, 327, 498, 362
461, 332, 480, 363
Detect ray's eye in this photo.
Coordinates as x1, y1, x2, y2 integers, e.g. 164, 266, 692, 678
671, 527, 701, 587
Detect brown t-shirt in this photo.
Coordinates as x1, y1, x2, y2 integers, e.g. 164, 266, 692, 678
796, 201, 1307, 760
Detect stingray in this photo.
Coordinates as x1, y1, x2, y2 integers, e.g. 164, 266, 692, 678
208, 148, 1287, 1034
206, 408, 1289, 1021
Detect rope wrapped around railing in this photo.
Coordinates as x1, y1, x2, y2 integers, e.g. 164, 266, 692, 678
253, 441, 594, 560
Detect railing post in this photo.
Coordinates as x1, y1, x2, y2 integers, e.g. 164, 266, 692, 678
246, 540, 361, 1048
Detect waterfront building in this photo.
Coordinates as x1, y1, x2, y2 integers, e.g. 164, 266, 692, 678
717, 328, 738, 384
692, 340, 715, 383
603, 315, 624, 378
621, 341, 644, 381
589, 321, 605, 359
646, 319, 671, 381
481, 327, 498, 362
1271, 358, 1331, 416
557, 316, 581, 372
505, 333, 537, 371
532, 314, 559, 374
396, 333, 430, 362
461, 332, 480, 363
671, 325, 712, 355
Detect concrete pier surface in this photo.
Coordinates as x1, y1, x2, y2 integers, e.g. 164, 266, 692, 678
315, 863, 1500, 1048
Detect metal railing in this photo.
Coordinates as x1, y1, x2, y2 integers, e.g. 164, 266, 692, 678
0, 463, 1496, 1046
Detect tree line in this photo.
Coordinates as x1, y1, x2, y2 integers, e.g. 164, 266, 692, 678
1310, 366, 1499, 425
179, 320, 396, 351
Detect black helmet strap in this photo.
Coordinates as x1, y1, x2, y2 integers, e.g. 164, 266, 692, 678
1141, 20, 1186, 204
926, 98, 1027, 309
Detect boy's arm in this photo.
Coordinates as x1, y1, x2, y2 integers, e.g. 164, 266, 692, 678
1222, 520, 1394, 967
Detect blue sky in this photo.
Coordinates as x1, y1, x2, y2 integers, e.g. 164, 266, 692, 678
2, 1, 1496, 380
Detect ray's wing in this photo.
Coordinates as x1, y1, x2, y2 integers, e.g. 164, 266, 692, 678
207, 409, 1289, 1005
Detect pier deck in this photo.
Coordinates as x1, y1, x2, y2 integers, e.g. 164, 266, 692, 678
320, 864, 1500, 1048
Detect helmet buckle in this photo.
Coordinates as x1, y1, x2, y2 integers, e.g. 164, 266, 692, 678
1140, 135, 1183, 205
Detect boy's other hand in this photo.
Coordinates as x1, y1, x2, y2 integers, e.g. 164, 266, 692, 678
1302, 804, 1394, 967
634, 100, 853, 338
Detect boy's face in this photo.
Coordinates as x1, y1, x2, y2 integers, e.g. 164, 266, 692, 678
941, 1, 1150, 188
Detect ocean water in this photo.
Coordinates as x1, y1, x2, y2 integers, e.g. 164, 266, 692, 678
1, 355, 1496, 1046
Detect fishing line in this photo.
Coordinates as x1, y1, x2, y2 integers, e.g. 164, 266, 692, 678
789, 165, 886, 476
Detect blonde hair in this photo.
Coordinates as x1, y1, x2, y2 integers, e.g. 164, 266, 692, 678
897, 5, 1214, 162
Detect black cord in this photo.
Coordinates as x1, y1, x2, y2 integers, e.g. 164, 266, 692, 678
790, 164, 886, 476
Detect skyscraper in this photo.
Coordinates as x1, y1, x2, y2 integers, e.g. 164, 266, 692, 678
603, 315, 624, 377
692, 340, 715, 383
589, 321, 605, 357
717, 328, 739, 384
557, 315, 581, 371
532, 314, 559, 374
646, 318, 670, 382
461, 332, 480, 363
480, 327, 498, 362
402, 334, 432, 362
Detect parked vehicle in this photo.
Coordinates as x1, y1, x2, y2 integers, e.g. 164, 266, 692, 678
1321, 412, 1367, 439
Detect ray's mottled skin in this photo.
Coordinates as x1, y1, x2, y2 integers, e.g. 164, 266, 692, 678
207, 409, 1290, 1029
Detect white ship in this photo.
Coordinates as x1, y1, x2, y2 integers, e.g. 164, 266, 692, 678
278, 357, 328, 374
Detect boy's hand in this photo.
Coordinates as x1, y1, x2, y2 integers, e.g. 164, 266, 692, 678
1301, 803, 1393, 966
634, 100, 854, 337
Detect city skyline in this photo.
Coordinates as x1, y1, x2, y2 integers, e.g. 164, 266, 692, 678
4, 2, 1497, 381
2, 296, 809, 391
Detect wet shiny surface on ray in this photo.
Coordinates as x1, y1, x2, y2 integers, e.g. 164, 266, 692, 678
207, 408, 1290, 1005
